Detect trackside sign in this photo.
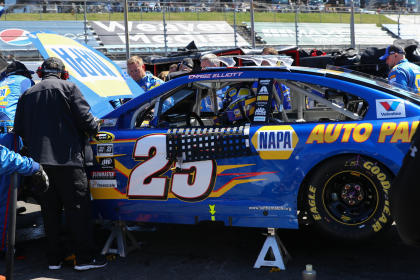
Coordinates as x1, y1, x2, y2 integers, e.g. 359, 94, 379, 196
90, 21, 250, 48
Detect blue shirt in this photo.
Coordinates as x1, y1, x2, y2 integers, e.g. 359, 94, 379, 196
0, 75, 34, 125
0, 6, 5, 18
113, 72, 166, 110
388, 59, 420, 94
136, 72, 164, 93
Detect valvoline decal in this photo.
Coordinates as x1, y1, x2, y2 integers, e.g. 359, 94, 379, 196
251, 125, 299, 160
28, 32, 135, 98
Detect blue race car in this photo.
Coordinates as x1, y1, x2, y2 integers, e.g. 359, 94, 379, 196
90, 65, 420, 241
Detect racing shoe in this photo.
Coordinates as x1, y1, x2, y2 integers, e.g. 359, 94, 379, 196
74, 255, 107, 271
48, 261, 62, 270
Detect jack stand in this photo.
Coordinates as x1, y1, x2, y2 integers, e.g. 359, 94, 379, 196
254, 228, 291, 270
101, 221, 141, 257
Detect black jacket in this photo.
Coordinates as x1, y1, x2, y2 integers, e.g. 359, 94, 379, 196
14, 75, 99, 167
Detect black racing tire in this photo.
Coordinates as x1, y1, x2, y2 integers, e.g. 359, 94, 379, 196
304, 155, 393, 240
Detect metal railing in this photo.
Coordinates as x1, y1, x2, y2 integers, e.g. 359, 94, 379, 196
0, 1, 418, 56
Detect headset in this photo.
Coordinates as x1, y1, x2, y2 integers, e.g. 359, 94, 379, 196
36, 66, 69, 80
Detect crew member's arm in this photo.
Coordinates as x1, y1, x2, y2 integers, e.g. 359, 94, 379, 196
69, 83, 100, 136
0, 144, 38, 176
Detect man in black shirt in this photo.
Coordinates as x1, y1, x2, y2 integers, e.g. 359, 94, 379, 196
14, 57, 106, 271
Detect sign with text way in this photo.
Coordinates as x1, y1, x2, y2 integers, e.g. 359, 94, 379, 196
90, 21, 249, 48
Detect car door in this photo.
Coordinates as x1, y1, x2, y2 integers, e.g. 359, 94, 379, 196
90, 73, 298, 229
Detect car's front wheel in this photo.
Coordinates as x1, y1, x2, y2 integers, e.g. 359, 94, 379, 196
303, 155, 393, 240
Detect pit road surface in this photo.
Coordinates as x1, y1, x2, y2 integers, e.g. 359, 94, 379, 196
2, 203, 420, 280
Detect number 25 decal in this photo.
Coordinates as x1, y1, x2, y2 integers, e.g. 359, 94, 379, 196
127, 134, 216, 202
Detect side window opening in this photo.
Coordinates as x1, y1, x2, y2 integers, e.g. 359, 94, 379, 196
278, 80, 368, 123
132, 78, 369, 129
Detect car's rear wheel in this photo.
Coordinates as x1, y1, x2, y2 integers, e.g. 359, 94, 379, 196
303, 155, 393, 240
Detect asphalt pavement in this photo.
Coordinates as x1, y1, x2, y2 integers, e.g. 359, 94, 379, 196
2, 202, 420, 280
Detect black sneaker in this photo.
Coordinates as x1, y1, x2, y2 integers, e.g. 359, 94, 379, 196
48, 261, 62, 270
74, 256, 107, 271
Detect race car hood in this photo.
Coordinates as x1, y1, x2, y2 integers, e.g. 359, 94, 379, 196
28, 31, 143, 117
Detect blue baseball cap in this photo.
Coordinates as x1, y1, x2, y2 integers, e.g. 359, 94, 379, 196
379, 45, 405, 61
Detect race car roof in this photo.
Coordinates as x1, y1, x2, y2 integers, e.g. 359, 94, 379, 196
103, 66, 420, 119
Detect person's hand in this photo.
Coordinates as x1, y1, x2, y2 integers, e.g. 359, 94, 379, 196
94, 117, 103, 130
31, 164, 49, 193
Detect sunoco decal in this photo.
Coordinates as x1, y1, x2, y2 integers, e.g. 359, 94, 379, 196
251, 125, 298, 160
376, 99, 406, 119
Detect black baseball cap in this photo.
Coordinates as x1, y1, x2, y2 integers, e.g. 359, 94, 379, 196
379, 45, 405, 61
41, 57, 65, 73
181, 58, 194, 69
5, 60, 34, 77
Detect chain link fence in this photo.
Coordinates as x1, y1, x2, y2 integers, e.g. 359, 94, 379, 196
0, 1, 418, 53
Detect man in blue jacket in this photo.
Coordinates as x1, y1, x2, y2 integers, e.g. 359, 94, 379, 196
380, 45, 420, 94
0, 144, 48, 252
0, 61, 34, 126
127, 56, 164, 92
0, 61, 34, 252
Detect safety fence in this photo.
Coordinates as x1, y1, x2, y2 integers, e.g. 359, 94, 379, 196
0, 1, 419, 56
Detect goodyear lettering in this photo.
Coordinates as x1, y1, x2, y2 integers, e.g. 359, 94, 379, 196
372, 221, 382, 232
258, 130, 292, 151
362, 161, 391, 232
308, 185, 321, 220
306, 123, 372, 144
378, 121, 419, 143
362, 161, 391, 195
52, 47, 117, 78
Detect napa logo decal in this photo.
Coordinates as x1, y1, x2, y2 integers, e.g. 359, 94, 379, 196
251, 125, 298, 160
376, 99, 406, 119
28, 32, 134, 98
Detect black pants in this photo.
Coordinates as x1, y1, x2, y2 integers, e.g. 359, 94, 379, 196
39, 166, 94, 264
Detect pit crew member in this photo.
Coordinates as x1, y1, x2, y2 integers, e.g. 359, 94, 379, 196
0, 60, 35, 252
380, 45, 420, 94
0, 144, 48, 253
127, 55, 164, 92
14, 57, 106, 271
